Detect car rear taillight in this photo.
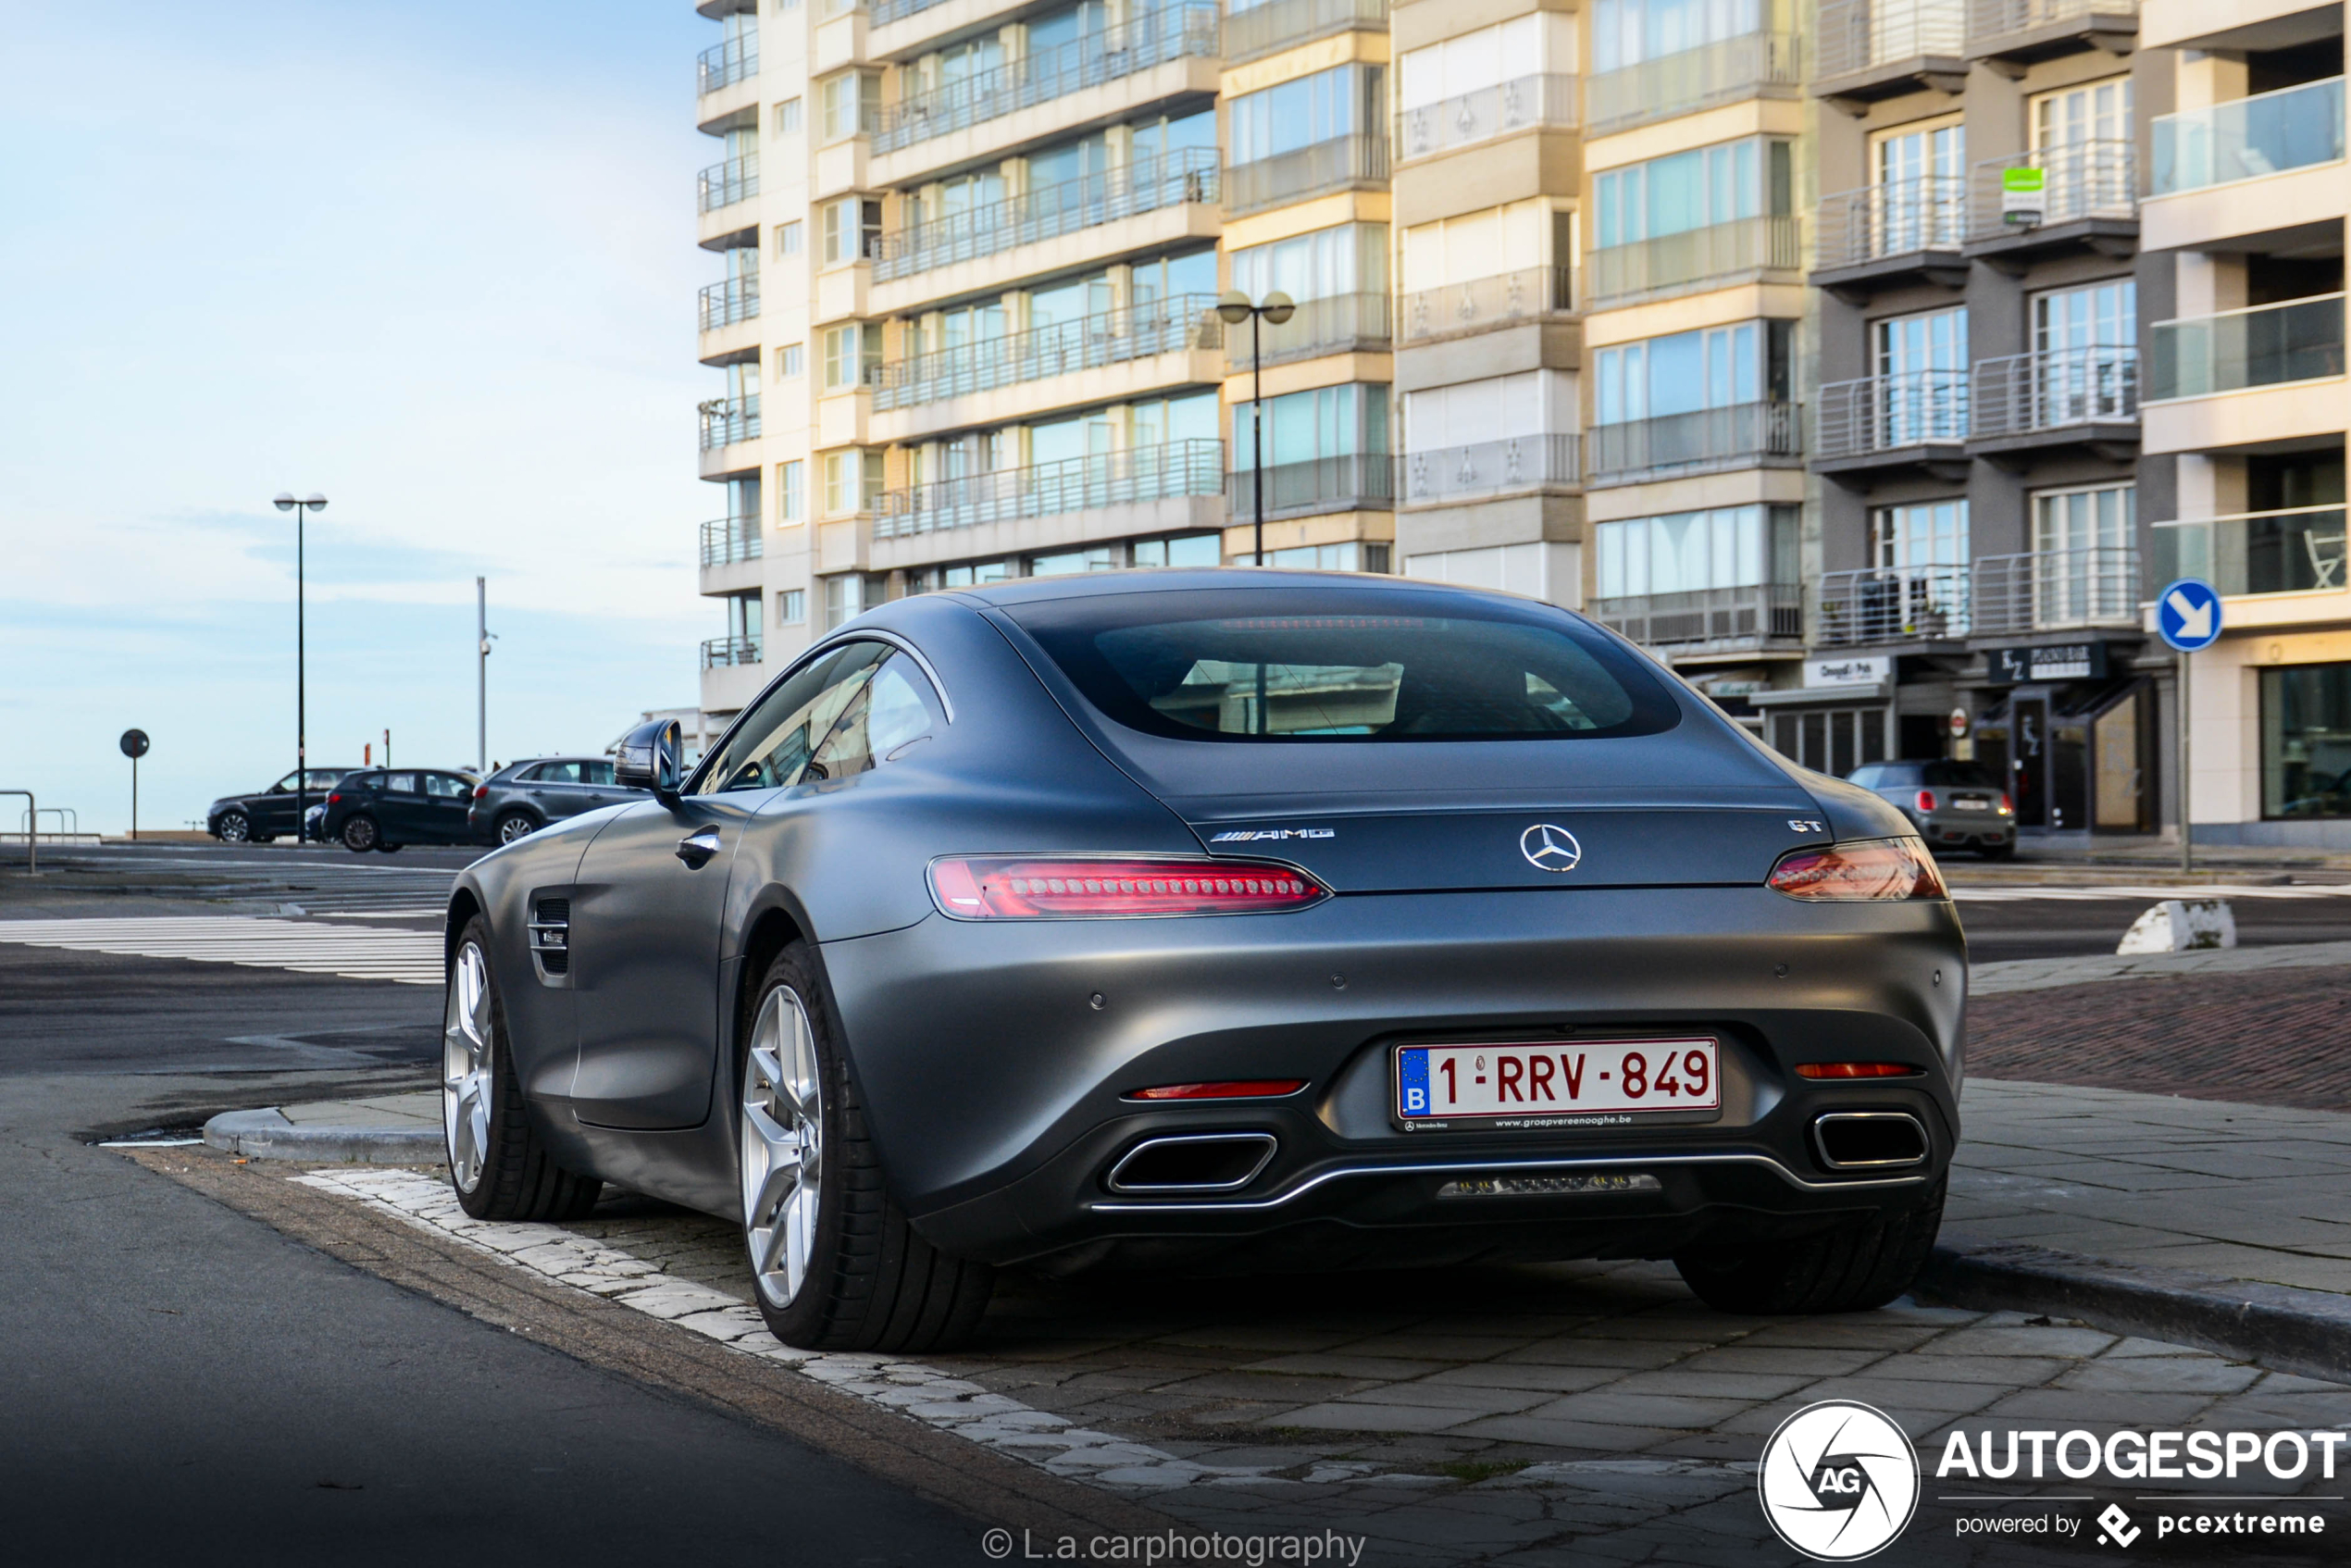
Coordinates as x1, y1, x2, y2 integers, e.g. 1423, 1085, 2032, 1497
1125, 1079, 1307, 1101
1915, 790, 1938, 813
927, 856, 1328, 919
1795, 1062, 1922, 1079
473, 784, 490, 800
1996, 792, 2015, 815
327, 792, 342, 804
1768, 838, 1947, 902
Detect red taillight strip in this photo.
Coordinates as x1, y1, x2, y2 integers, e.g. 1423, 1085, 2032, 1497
1125, 1079, 1308, 1101
927, 856, 1329, 919
1795, 1063, 1922, 1079
1767, 837, 1947, 902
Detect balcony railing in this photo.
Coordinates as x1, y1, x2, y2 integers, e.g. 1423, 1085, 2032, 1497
874, 439, 1225, 537
876, 6, 1220, 155
1225, 0, 1387, 67
1586, 401, 1801, 483
1246, 291, 1390, 365
874, 0, 948, 23
1972, 347, 2138, 438
1586, 32, 1800, 134
1399, 267, 1575, 342
1969, 141, 2135, 239
1593, 583, 1803, 650
698, 34, 758, 95
1817, 372, 1969, 459
2155, 506, 2350, 597
1229, 454, 1396, 517
1971, 546, 2139, 635
1397, 73, 1578, 162
699, 275, 761, 331
1815, 176, 1966, 270
1967, 0, 2134, 44
2153, 76, 2345, 194
1224, 133, 1389, 218
875, 295, 1220, 411
703, 635, 764, 668
1816, 0, 1965, 79
2148, 294, 2346, 400
875, 149, 1220, 281
701, 516, 765, 567
1399, 435, 1581, 504
1815, 566, 1970, 646
698, 155, 759, 214
1586, 216, 1800, 305
699, 395, 762, 450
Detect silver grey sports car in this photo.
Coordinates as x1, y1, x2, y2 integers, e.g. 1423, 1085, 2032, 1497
441, 571, 1963, 1352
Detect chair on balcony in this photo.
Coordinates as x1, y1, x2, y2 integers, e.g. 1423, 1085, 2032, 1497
2307, 528, 2346, 590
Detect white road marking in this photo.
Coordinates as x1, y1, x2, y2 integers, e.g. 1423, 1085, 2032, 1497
0, 917, 443, 986
1951, 883, 2351, 902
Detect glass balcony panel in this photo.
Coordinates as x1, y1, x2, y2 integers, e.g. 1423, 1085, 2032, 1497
876, 150, 1220, 281
1815, 177, 1967, 269
1398, 435, 1581, 504
875, 295, 1220, 411
877, 6, 1221, 154
1224, 133, 1389, 218
1593, 583, 1803, 649
2152, 77, 2345, 193
1397, 74, 1578, 162
2154, 508, 2349, 597
1227, 454, 1395, 518
1585, 32, 1800, 135
1225, 0, 1387, 67
1586, 216, 1800, 305
1399, 267, 1575, 341
2147, 294, 2346, 400
874, 440, 1225, 537
1586, 401, 1801, 483
1969, 347, 2137, 437
1814, 566, 1971, 645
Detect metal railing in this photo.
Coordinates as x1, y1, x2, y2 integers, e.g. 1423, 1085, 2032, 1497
1816, 0, 1966, 78
875, 440, 1225, 537
1815, 566, 1971, 645
2155, 506, 2351, 597
1249, 291, 1390, 364
701, 516, 765, 567
1969, 142, 2135, 238
2154, 76, 2345, 193
698, 33, 758, 94
1225, 0, 1387, 66
702, 635, 764, 668
1586, 401, 1801, 483
1586, 32, 1800, 133
875, 0, 949, 24
2148, 293, 2346, 400
698, 275, 761, 331
1972, 346, 2138, 437
876, 149, 1220, 281
1815, 176, 1966, 270
1593, 583, 1803, 649
1397, 73, 1578, 162
698, 155, 759, 214
699, 395, 762, 450
875, 295, 1220, 410
1399, 435, 1580, 504
877, 6, 1220, 154
1229, 454, 1395, 517
1399, 267, 1575, 341
1817, 372, 1969, 458
1971, 546, 2139, 635
1586, 216, 1800, 305
1967, 0, 2134, 44
1224, 132, 1389, 218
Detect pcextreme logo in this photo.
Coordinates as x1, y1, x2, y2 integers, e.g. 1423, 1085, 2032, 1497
1759, 1400, 1922, 1561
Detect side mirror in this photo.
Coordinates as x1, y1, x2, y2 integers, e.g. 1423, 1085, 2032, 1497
615, 718, 684, 803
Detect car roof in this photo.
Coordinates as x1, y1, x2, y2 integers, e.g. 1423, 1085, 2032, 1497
939, 567, 1554, 613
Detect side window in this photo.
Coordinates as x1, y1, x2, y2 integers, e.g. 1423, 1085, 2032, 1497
694, 641, 890, 793
581, 760, 616, 786
807, 653, 945, 778
531, 761, 584, 784
426, 774, 471, 798
386, 773, 419, 793
1848, 765, 1884, 788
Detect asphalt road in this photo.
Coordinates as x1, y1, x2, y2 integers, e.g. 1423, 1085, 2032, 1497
1955, 892, 2351, 961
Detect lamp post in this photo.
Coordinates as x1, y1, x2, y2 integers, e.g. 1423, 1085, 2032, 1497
1215, 290, 1295, 567
273, 492, 328, 841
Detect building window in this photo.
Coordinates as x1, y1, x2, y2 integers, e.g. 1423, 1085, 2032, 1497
1872, 306, 1968, 442
942, 560, 1014, 588
1228, 65, 1384, 165
1872, 500, 1969, 572
1594, 139, 1791, 247
778, 459, 804, 521
777, 342, 803, 379
775, 220, 803, 257
1593, 321, 1791, 423
777, 588, 807, 626
823, 324, 878, 390
822, 574, 865, 629
1229, 223, 1387, 302
774, 97, 802, 137
2263, 664, 2351, 817
823, 451, 882, 515
1131, 533, 1225, 567
820, 72, 881, 141
821, 198, 883, 266
2029, 483, 2134, 628
1596, 505, 1797, 600
1233, 383, 1388, 462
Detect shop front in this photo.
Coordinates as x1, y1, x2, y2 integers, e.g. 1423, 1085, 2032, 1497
1962, 639, 2157, 839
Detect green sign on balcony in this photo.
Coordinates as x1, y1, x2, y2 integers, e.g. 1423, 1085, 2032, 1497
2001, 167, 2046, 193
2001, 165, 2046, 227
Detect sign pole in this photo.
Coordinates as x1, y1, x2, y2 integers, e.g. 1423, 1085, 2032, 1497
2178, 648, 2191, 876
131, 754, 138, 843
2156, 578, 2220, 877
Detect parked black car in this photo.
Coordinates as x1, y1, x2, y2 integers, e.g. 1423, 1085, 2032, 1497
320, 768, 482, 852
206, 768, 355, 843
468, 756, 642, 845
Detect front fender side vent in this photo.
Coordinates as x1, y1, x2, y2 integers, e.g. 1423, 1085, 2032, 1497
529, 897, 571, 978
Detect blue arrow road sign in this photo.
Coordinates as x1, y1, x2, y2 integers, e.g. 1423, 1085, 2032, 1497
2158, 578, 2224, 653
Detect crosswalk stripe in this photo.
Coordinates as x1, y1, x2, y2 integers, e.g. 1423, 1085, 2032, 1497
1951, 884, 2351, 902
0, 917, 444, 987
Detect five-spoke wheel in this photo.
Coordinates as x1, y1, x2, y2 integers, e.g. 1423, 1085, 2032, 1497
740, 986, 823, 1310
216, 811, 250, 843
443, 940, 495, 1195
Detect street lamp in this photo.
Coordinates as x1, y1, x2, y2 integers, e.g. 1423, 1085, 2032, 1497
273, 492, 328, 842
1216, 290, 1295, 567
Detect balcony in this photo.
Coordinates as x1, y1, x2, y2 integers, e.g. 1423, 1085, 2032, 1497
1229, 454, 1396, 519
1399, 267, 1575, 344
874, 440, 1225, 537
2148, 294, 2346, 400
698, 34, 758, 95
1592, 583, 1803, 653
877, 295, 1219, 411
1397, 74, 1578, 164
1812, 177, 1967, 297
1585, 401, 1802, 486
1815, 566, 1971, 647
1245, 292, 1391, 367
1970, 546, 2140, 636
1814, 0, 1967, 108
1226, 0, 1387, 68
874, 0, 945, 21
2153, 77, 2345, 194
1399, 435, 1580, 506
698, 276, 761, 331
875, 6, 1220, 156
2154, 505, 2348, 597
699, 397, 761, 478
1816, 373, 1969, 477
1965, 142, 2136, 264
1964, 0, 2138, 70
702, 635, 764, 668
1970, 346, 2138, 459
1225, 133, 1389, 218
874, 150, 1219, 284
701, 516, 765, 567
1586, 32, 1801, 136
1586, 217, 1800, 307
698, 155, 759, 215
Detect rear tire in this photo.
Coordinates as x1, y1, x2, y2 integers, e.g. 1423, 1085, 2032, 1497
738, 941, 993, 1352
443, 916, 602, 1222
1674, 1175, 1945, 1314
342, 815, 379, 852
217, 812, 251, 843
496, 812, 538, 845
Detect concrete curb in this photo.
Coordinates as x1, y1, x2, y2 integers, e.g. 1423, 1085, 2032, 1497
1917, 1237, 2351, 1386
202, 1108, 442, 1165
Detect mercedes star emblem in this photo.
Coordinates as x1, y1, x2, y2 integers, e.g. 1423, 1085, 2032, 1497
1520, 823, 1582, 872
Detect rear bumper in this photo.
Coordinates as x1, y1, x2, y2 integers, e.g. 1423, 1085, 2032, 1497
1917, 811, 2015, 850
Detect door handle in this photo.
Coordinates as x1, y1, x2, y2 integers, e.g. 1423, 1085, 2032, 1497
676, 827, 723, 868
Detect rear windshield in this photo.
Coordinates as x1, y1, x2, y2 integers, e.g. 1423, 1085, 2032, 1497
1008, 588, 1681, 742
1922, 761, 1998, 788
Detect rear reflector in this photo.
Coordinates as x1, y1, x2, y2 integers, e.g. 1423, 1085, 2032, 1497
1795, 1062, 1922, 1079
928, 856, 1327, 919
1768, 837, 1947, 902
1125, 1079, 1307, 1101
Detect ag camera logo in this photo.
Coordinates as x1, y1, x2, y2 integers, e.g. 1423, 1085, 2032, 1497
1760, 1400, 1921, 1561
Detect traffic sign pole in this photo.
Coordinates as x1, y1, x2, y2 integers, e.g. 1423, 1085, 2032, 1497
2155, 579, 2222, 876
2177, 649, 2190, 875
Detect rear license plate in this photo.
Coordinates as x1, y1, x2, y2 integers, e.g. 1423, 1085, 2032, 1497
1394, 1038, 1720, 1124
1951, 798, 1988, 811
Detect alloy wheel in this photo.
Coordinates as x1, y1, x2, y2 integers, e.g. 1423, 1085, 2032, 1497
498, 814, 535, 845
218, 813, 249, 843
740, 987, 824, 1309
343, 815, 377, 852
443, 941, 495, 1194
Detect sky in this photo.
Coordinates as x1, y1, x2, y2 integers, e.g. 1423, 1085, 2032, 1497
0, 0, 723, 833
